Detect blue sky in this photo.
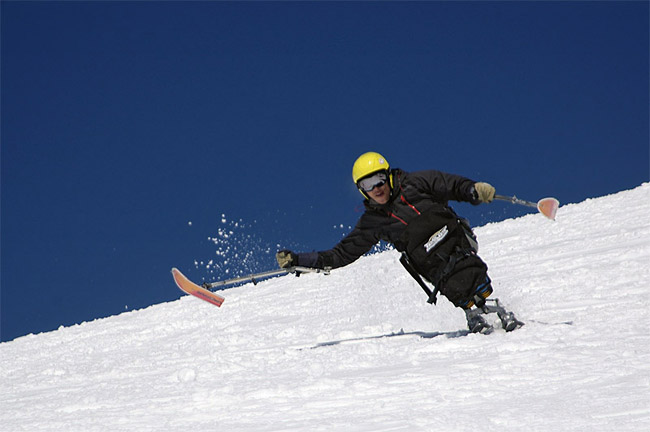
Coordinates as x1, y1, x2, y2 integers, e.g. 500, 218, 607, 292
2, 1, 648, 342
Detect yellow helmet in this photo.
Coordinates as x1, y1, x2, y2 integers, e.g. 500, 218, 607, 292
352, 152, 390, 183
352, 152, 393, 198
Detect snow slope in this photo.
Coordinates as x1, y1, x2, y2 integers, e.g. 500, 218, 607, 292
2, 184, 649, 432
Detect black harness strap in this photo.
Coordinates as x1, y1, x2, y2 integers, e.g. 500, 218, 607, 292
399, 253, 439, 305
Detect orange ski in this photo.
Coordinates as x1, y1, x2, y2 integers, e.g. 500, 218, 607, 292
171, 267, 225, 307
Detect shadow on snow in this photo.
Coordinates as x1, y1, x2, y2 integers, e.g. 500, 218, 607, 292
300, 329, 470, 350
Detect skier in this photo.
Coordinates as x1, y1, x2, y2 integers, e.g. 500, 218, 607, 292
276, 151, 517, 333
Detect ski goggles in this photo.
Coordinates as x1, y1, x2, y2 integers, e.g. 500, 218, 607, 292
357, 172, 388, 192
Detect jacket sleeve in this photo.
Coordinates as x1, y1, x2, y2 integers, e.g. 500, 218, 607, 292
297, 214, 380, 269
407, 170, 480, 205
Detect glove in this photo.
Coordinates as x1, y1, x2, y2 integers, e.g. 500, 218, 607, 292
474, 182, 495, 203
276, 250, 298, 269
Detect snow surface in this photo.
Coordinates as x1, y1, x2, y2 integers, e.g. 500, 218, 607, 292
2, 184, 649, 431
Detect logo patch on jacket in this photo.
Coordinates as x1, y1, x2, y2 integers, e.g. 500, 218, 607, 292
424, 226, 448, 253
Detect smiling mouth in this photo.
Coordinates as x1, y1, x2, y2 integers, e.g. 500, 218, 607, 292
370, 189, 388, 202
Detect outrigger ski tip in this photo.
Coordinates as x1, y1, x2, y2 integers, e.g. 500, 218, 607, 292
171, 267, 225, 308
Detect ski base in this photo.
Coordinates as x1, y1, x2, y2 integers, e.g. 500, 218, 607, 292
171, 268, 225, 307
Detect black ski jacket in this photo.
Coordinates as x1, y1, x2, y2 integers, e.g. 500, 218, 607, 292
298, 168, 480, 269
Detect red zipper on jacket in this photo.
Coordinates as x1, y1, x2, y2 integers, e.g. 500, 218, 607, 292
389, 194, 421, 225
390, 212, 408, 225
400, 195, 421, 215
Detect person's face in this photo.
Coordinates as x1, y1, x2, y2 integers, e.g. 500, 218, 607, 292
358, 172, 391, 205
367, 181, 391, 204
